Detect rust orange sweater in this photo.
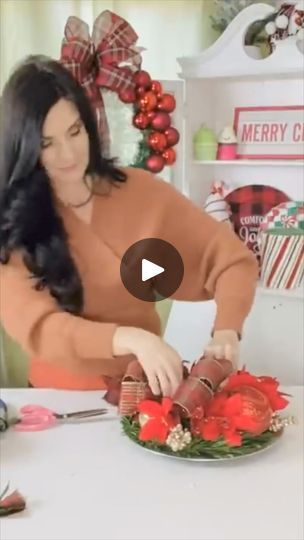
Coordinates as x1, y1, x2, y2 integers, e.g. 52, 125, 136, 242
0, 168, 258, 389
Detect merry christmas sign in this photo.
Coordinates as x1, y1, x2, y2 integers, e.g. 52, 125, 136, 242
234, 106, 304, 159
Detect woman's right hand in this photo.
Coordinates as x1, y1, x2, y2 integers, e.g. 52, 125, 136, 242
112, 326, 183, 397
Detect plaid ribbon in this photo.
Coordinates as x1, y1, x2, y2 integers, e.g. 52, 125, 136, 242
60, 10, 143, 157
173, 357, 233, 418
106, 357, 232, 418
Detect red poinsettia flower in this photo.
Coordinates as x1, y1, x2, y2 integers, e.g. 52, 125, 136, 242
222, 426, 242, 446
137, 398, 177, 443
200, 394, 244, 446
190, 406, 205, 437
223, 369, 288, 411
200, 417, 221, 441
0, 485, 26, 516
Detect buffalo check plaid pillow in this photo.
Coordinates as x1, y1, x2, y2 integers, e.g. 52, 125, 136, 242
225, 185, 290, 262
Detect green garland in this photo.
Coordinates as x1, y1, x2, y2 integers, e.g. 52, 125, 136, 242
121, 417, 281, 459
131, 131, 151, 169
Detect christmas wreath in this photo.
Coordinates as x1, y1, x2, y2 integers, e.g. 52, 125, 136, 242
60, 10, 179, 174
105, 357, 295, 460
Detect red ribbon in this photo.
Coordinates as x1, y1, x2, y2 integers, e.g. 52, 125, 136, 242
60, 10, 142, 157
104, 357, 232, 419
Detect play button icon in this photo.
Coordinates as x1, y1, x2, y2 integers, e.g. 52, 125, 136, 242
120, 238, 184, 302
142, 259, 164, 282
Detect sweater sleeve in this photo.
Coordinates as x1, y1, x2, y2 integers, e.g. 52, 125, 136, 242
152, 176, 259, 335
0, 252, 131, 377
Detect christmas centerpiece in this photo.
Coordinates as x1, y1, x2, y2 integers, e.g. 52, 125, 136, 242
105, 357, 295, 461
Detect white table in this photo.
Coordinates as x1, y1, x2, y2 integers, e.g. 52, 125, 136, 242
0, 388, 303, 540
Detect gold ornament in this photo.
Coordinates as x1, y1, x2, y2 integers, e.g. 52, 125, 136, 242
166, 424, 192, 452
269, 413, 296, 433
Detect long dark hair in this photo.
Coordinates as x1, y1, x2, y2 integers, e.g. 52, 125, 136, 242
0, 55, 127, 314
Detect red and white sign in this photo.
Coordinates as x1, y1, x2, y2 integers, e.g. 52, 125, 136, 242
234, 106, 304, 159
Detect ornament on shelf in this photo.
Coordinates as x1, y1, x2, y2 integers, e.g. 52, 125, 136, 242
259, 200, 304, 290
193, 124, 218, 161
203, 181, 232, 226
265, 2, 304, 51
216, 126, 238, 160
60, 11, 179, 173
225, 185, 291, 262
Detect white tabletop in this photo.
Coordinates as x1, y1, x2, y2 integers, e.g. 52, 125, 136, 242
0, 388, 303, 540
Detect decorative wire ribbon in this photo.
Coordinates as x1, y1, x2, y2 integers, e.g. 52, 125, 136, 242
60, 10, 143, 157
104, 356, 233, 418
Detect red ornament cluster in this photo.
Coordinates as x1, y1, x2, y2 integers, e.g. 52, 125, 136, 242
119, 69, 180, 173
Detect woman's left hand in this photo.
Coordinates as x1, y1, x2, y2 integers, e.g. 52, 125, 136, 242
204, 329, 240, 371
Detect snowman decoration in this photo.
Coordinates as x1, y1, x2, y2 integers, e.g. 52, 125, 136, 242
265, 1, 304, 50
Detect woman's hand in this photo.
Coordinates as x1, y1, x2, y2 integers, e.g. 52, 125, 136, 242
204, 330, 240, 370
113, 326, 183, 397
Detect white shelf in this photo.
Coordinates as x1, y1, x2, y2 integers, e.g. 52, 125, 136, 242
177, 5, 303, 80
257, 283, 304, 300
193, 160, 304, 167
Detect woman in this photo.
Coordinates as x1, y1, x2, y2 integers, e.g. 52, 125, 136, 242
0, 56, 258, 395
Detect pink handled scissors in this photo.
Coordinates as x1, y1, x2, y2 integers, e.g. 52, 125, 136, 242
13, 405, 108, 432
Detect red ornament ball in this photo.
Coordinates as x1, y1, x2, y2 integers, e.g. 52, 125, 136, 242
148, 132, 168, 153
157, 93, 176, 113
150, 112, 171, 132
139, 91, 158, 112
151, 80, 162, 94
234, 386, 273, 436
147, 111, 157, 123
146, 154, 165, 173
136, 86, 146, 99
164, 127, 180, 147
133, 112, 150, 130
133, 70, 151, 89
162, 147, 176, 165
119, 87, 136, 104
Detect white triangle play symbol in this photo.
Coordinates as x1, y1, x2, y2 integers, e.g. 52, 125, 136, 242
141, 258, 165, 282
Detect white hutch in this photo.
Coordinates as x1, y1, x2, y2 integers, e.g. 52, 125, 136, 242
165, 3, 304, 385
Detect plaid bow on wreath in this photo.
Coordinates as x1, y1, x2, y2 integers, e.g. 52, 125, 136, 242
60, 10, 143, 157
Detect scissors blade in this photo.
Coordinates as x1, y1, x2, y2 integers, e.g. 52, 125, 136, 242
57, 408, 108, 420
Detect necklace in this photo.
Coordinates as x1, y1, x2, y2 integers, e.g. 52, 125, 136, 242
62, 177, 93, 208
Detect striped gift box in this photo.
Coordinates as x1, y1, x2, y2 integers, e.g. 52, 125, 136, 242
260, 234, 304, 289
260, 201, 304, 289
